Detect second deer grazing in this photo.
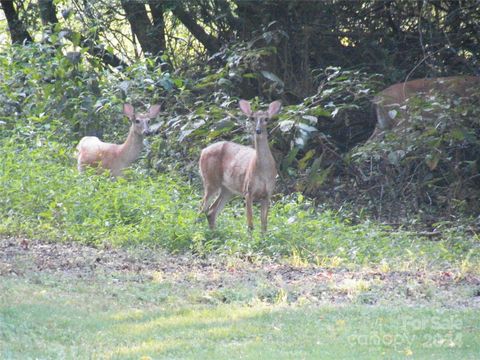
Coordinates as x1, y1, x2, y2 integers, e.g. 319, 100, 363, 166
76, 103, 160, 177
199, 100, 281, 232
370, 76, 480, 140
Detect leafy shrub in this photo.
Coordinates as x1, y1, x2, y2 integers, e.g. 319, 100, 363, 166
0, 42, 178, 145
0, 42, 111, 140
351, 88, 480, 220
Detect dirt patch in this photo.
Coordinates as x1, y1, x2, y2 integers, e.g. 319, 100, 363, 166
1, 236, 479, 308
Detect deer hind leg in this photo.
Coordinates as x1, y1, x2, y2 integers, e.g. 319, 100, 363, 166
260, 198, 270, 233
200, 180, 219, 213
77, 156, 86, 173
245, 193, 254, 232
207, 188, 232, 229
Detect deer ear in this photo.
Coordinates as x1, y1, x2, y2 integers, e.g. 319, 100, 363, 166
239, 100, 253, 117
268, 100, 282, 117
148, 104, 161, 118
123, 103, 135, 120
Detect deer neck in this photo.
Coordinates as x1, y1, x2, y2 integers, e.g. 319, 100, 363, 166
254, 135, 275, 172
118, 126, 144, 165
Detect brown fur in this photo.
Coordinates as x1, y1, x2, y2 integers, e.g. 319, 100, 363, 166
199, 100, 281, 232
76, 104, 160, 177
370, 76, 480, 139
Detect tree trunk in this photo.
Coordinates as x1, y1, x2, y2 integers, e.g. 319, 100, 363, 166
149, 1, 167, 55
38, 0, 58, 25
121, 1, 166, 57
1, 0, 33, 44
79, 36, 129, 68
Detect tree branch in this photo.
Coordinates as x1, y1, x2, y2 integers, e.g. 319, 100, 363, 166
170, 3, 221, 54
35, 0, 128, 68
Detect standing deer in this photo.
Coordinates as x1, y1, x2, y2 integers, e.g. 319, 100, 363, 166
199, 100, 281, 232
76, 103, 160, 177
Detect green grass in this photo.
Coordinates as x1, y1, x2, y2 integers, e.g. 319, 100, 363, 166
1, 134, 479, 359
1, 274, 479, 359
1, 134, 479, 269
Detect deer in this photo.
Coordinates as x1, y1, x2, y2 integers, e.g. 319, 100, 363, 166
369, 75, 480, 139
76, 103, 161, 177
199, 100, 281, 233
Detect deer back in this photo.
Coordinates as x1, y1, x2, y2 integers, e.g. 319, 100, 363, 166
371, 76, 480, 139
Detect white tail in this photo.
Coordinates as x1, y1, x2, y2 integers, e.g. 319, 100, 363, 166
76, 103, 161, 177
199, 100, 281, 232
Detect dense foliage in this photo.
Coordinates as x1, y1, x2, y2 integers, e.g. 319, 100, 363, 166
1, 0, 479, 227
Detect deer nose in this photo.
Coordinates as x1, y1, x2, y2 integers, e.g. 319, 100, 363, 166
143, 129, 151, 136
255, 118, 262, 134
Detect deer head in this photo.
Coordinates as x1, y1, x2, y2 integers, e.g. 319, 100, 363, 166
123, 103, 161, 136
239, 100, 282, 138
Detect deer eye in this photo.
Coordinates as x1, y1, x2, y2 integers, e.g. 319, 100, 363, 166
135, 119, 140, 124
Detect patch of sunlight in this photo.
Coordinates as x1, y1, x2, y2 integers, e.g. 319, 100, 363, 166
105, 338, 185, 358
379, 260, 390, 273
151, 271, 164, 283
114, 305, 271, 336
316, 255, 343, 268
111, 308, 145, 321
33, 289, 48, 297
459, 257, 480, 279
334, 278, 371, 296
340, 36, 354, 47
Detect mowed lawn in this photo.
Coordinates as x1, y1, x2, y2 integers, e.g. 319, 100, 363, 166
1, 272, 479, 360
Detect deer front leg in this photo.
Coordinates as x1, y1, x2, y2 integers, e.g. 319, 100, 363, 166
260, 198, 269, 233
245, 193, 254, 231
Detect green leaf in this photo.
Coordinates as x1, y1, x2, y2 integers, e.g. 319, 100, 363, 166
308, 107, 331, 117
217, 78, 233, 87
449, 128, 465, 141
281, 147, 299, 172
302, 115, 318, 124
387, 150, 405, 166
298, 123, 317, 133
71, 32, 81, 47
279, 120, 295, 132
260, 71, 284, 88
299, 150, 315, 170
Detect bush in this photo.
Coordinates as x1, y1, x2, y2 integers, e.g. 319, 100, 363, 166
351, 89, 480, 220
